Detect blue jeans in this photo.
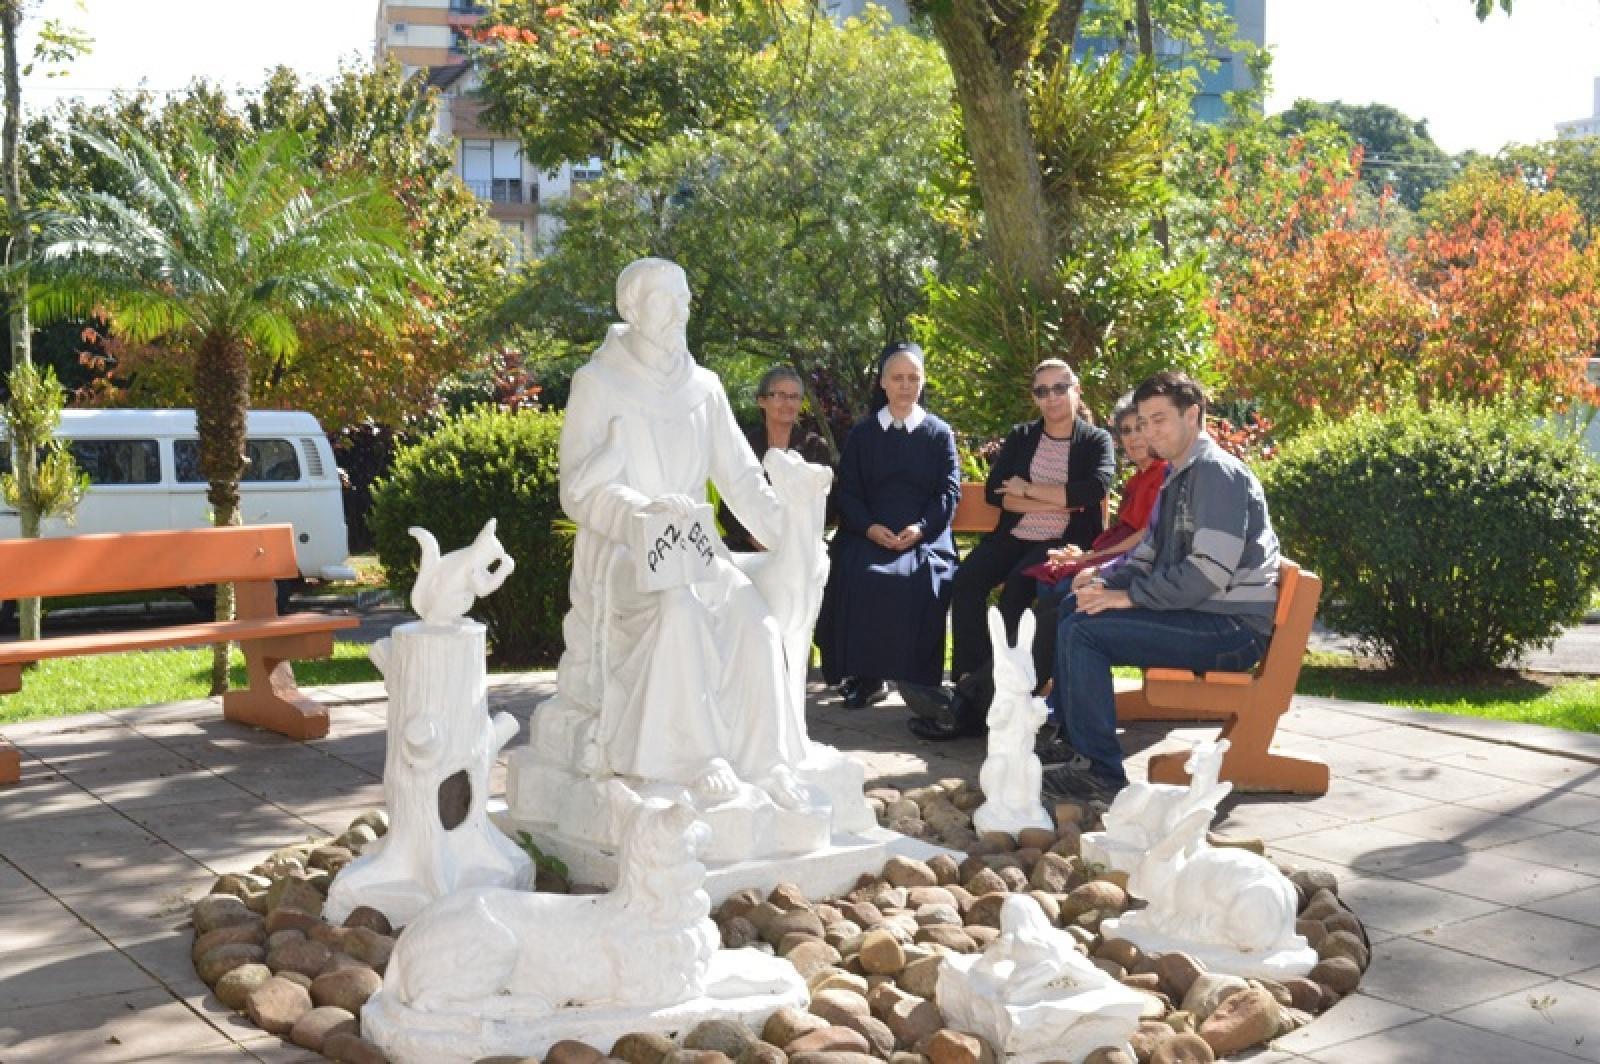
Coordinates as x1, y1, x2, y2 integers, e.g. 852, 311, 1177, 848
1053, 593, 1269, 786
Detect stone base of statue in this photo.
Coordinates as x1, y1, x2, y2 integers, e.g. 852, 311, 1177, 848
504, 703, 948, 903
326, 620, 530, 927
1098, 915, 1318, 981
364, 948, 806, 1064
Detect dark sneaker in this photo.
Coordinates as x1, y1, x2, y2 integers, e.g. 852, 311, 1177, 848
898, 682, 953, 720
1040, 760, 1124, 805
1034, 726, 1081, 765
841, 679, 888, 710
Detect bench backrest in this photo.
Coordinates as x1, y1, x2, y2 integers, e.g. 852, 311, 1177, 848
1258, 558, 1322, 691
0, 525, 300, 600
951, 482, 1112, 535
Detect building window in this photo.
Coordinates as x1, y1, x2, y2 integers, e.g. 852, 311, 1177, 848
68, 439, 161, 485
449, 0, 487, 11
175, 439, 301, 483
392, 22, 407, 35
451, 27, 472, 53
462, 138, 524, 203
571, 156, 604, 182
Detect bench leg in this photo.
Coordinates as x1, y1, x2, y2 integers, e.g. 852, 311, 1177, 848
223, 638, 332, 741
1146, 709, 1329, 796
0, 740, 19, 785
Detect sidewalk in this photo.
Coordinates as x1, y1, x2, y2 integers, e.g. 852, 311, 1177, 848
3, 678, 1600, 1062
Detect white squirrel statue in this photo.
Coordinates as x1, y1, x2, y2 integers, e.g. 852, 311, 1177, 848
378, 782, 720, 1018
408, 519, 515, 627
972, 608, 1052, 835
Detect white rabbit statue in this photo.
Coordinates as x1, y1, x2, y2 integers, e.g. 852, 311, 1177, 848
973, 608, 1053, 835
1083, 739, 1233, 874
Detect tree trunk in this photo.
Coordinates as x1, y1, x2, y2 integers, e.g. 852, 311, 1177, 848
3, 1, 44, 643
1133, 0, 1170, 255
195, 331, 250, 695
925, 2, 1056, 294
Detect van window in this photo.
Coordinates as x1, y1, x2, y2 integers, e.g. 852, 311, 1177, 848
68, 439, 162, 485
175, 438, 302, 483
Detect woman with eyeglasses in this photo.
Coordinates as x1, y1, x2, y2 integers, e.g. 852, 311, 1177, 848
902, 359, 1113, 740
816, 342, 961, 710
719, 365, 835, 553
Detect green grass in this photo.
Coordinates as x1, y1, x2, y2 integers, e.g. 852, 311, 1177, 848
1292, 653, 1600, 734
0, 642, 381, 726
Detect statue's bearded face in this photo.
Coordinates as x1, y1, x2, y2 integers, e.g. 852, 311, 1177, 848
633, 270, 692, 350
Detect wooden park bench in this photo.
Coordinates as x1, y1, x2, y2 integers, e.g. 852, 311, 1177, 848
1115, 559, 1328, 795
0, 524, 359, 785
950, 485, 1328, 795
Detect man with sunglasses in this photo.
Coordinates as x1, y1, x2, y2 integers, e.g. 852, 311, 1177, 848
902, 359, 1114, 740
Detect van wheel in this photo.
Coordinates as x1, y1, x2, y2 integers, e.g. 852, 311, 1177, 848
185, 579, 299, 617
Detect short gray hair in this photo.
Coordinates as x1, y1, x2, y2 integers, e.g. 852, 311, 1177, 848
757, 365, 803, 397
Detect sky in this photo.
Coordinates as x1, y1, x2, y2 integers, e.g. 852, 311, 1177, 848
17, 0, 1600, 157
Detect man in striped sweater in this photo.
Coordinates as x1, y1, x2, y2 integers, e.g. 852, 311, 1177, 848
1042, 371, 1281, 803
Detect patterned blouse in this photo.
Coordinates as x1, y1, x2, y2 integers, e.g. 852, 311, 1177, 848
1013, 431, 1072, 542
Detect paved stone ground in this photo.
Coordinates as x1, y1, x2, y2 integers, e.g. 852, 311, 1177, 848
3, 676, 1600, 1062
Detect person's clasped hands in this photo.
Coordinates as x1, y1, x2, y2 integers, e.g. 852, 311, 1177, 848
867, 522, 924, 551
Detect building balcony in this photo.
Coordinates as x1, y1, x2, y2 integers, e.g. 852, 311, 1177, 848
466, 179, 536, 205
449, 0, 487, 13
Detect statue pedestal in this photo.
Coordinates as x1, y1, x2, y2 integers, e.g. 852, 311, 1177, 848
364, 941, 807, 1064
326, 621, 530, 926
504, 697, 942, 904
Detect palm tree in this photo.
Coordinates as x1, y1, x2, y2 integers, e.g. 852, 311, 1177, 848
30, 124, 428, 692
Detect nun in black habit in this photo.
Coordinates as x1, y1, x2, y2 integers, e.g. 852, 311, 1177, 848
817, 342, 961, 708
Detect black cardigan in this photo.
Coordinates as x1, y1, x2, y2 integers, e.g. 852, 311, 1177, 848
983, 417, 1114, 549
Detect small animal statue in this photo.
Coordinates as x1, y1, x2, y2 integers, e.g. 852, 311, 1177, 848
409, 520, 515, 626
973, 608, 1052, 834
1124, 805, 1304, 956
383, 782, 720, 1017
1100, 739, 1233, 856
964, 894, 1112, 1004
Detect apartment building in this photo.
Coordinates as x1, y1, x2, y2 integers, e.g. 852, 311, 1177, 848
376, 0, 598, 259
1557, 77, 1600, 139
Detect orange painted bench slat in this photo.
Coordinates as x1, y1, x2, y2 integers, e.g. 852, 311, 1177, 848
0, 525, 358, 785
0, 525, 301, 601
1115, 559, 1329, 795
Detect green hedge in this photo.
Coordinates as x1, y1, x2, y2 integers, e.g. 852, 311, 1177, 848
370, 406, 569, 665
1262, 402, 1600, 675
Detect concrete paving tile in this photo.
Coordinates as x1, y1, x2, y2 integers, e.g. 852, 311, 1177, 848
1386, 848, 1598, 906
1457, 782, 1600, 829
8, 840, 212, 897
1332, 725, 1502, 762
1357, 934, 1549, 1013
53, 746, 209, 788
79, 769, 249, 812
0, 712, 123, 741
1213, 799, 1346, 842
1572, 966, 1600, 991
1368, 804, 1564, 852
1526, 884, 1600, 928
61, 885, 206, 947
1436, 746, 1600, 793
0, 893, 104, 951
0, 986, 235, 1063
1303, 1015, 1590, 1064
236, 1037, 326, 1062
1333, 874, 1501, 936
1285, 780, 1440, 823
1277, 705, 1399, 740
1269, 992, 1427, 1055
1425, 909, 1600, 977
1448, 978, 1600, 1062
1336, 759, 1524, 803
0, 806, 160, 859
1486, 828, 1600, 877
0, 858, 50, 906
1272, 823, 1466, 874
0, 772, 103, 820
0, 939, 154, 1010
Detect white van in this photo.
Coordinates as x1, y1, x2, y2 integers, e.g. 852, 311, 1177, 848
1, 410, 354, 608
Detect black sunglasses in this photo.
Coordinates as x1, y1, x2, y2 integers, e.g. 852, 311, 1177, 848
1032, 381, 1075, 399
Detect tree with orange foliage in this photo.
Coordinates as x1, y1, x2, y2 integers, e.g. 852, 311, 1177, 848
1210, 145, 1600, 435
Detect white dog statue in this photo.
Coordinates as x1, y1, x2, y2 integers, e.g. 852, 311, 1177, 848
973, 608, 1052, 835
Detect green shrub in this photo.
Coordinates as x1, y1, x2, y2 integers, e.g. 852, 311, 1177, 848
1262, 402, 1600, 675
370, 406, 569, 665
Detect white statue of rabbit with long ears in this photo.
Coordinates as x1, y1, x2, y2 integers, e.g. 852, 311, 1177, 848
973, 608, 1053, 835
1083, 739, 1233, 874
